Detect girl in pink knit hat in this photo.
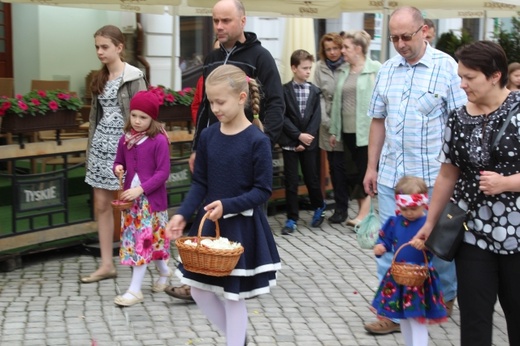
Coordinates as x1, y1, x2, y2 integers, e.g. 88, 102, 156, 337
112, 90, 172, 306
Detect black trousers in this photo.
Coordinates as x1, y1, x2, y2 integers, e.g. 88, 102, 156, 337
341, 133, 368, 200
456, 243, 520, 346
282, 148, 323, 221
326, 150, 349, 212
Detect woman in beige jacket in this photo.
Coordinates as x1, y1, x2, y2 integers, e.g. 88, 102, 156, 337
314, 33, 350, 224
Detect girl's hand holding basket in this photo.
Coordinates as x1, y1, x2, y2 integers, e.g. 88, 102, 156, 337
204, 200, 223, 221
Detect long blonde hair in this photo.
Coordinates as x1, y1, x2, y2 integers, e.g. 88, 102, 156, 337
205, 64, 263, 131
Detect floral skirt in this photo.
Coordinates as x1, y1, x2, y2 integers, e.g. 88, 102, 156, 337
119, 194, 170, 266
371, 267, 448, 324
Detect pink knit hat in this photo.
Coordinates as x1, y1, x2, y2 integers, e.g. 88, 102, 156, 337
130, 90, 160, 120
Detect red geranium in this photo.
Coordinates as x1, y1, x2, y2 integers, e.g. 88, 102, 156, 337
0, 89, 82, 117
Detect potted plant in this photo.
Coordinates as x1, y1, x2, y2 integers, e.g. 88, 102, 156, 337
0, 89, 83, 134
148, 85, 195, 127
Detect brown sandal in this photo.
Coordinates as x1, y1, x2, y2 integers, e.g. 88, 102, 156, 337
364, 319, 400, 334
164, 284, 194, 301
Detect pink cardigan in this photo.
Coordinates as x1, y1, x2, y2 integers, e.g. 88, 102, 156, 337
113, 133, 171, 212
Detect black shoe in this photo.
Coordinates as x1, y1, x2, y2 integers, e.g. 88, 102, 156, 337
329, 210, 347, 223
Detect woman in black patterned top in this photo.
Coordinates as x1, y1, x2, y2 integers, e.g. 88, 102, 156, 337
412, 41, 520, 346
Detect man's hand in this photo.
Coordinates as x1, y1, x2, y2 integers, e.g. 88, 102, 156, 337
363, 167, 378, 197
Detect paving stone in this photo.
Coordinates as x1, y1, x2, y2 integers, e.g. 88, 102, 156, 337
0, 200, 510, 345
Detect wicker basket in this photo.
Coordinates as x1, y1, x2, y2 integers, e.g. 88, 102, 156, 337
390, 242, 429, 287
111, 172, 133, 211
175, 211, 244, 277
111, 199, 133, 211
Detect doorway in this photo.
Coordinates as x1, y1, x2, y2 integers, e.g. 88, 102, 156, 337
0, 3, 12, 78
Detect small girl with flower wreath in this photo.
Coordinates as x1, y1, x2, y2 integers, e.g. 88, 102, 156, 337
370, 175, 448, 346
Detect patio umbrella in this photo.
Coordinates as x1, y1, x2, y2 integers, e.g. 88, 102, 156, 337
280, 17, 316, 84
187, 0, 518, 17
492, 0, 520, 5
3, 0, 179, 4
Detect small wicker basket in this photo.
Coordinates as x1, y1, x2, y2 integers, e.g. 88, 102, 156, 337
390, 242, 429, 287
111, 199, 133, 211
175, 211, 244, 277
111, 171, 133, 211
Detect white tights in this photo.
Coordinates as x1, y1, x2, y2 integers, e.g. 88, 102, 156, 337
191, 286, 247, 346
400, 318, 429, 346
122, 260, 169, 299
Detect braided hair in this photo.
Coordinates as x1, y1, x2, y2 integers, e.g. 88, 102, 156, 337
205, 64, 263, 132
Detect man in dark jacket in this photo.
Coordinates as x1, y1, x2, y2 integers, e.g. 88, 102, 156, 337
166, 0, 285, 301
187, 0, 285, 173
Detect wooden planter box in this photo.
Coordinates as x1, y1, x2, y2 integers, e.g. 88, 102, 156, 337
1, 109, 79, 148
1, 109, 78, 133
157, 105, 192, 132
158, 104, 191, 121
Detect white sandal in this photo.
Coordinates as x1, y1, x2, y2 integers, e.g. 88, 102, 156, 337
152, 269, 172, 293
114, 290, 143, 307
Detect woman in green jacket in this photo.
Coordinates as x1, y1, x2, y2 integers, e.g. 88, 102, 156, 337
329, 30, 381, 226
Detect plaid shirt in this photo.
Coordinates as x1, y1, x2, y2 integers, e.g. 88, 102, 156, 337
293, 81, 310, 118
368, 45, 467, 188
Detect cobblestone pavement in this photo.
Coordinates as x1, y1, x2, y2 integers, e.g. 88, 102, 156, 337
0, 201, 509, 346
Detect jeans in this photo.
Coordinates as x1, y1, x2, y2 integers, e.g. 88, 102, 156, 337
376, 183, 457, 301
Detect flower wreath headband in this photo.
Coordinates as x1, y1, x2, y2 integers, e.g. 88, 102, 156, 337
395, 193, 429, 208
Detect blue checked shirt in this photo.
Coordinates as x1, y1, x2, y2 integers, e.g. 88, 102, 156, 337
293, 81, 310, 118
368, 44, 467, 188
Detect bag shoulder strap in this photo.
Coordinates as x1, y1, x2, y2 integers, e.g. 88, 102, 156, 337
492, 101, 520, 150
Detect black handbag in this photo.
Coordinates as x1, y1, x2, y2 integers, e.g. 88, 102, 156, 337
425, 202, 468, 261
425, 102, 520, 261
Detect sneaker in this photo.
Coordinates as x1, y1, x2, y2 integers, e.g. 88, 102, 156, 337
364, 319, 400, 334
329, 209, 347, 223
282, 219, 297, 235
311, 202, 326, 227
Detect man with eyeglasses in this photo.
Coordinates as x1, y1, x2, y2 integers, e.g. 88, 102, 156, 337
363, 6, 467, 335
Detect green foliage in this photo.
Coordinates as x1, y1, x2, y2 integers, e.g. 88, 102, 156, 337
494, 16, 520, 63
435, 29, 474, 59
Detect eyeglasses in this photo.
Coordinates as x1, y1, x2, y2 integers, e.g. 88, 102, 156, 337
388, 26, 424, 43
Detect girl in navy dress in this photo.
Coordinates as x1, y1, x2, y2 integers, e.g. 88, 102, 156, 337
371, 176, 447, 346
166, 64, 281, 346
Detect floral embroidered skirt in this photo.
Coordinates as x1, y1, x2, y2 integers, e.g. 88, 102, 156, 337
371, 267, 448, 324
119, 195, 170, 266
